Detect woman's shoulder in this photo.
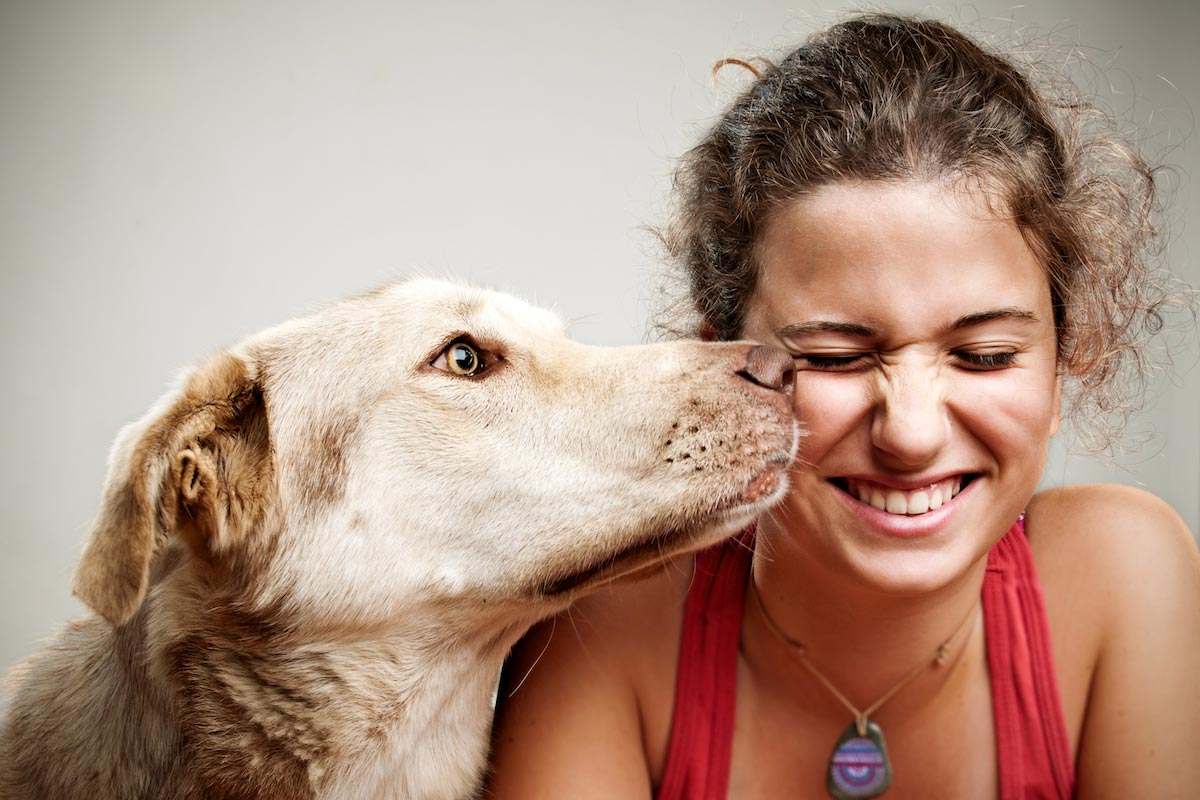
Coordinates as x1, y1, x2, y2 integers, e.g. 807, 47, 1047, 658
529, 555, 694, 720
1023, 484, 1200, 794
486, 556, 694, 798
1025, 483, 1196, 589
1023, 483, 1196, 664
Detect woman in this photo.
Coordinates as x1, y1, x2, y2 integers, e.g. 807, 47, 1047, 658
487, 14, 1199, 798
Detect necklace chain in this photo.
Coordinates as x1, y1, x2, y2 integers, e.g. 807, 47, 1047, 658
749, 577, 979, 736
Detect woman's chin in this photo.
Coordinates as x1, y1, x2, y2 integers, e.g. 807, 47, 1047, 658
836, 541, 988, 598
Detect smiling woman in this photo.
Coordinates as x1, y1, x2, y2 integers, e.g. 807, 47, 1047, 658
487, 13, 1200, 800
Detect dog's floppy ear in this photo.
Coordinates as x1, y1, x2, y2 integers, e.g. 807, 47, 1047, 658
72, 351, 272, 626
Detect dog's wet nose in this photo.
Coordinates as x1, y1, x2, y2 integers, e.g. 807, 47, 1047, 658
737, 346, 795, 395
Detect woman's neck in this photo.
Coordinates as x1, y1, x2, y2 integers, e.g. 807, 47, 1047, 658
742, 518, 989, 726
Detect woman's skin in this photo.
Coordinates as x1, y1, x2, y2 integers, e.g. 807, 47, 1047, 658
486, 180, 1200, 799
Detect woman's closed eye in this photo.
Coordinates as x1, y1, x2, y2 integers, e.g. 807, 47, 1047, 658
794, 350, 1021, 372
795, 353, 871, 371
954, 350, 1018, 370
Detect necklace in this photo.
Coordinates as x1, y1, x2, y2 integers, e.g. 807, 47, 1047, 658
748, 578, 979, 800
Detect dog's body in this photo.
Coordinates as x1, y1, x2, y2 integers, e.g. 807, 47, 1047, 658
1, 279, 796, 799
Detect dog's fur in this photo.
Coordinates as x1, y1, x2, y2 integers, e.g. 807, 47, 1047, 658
0, 278, 796, 799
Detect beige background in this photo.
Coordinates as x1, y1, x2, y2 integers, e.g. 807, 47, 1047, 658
2, 0, 1197, 672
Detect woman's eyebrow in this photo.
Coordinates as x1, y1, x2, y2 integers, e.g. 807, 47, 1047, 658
777, 308, 1040, 339
777, 320, 877, 338
941, 308, 1040, 334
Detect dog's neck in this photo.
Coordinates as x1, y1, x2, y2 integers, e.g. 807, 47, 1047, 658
133, 560, 537, 799
6, 545, 539, 799
1, 601, 186, 798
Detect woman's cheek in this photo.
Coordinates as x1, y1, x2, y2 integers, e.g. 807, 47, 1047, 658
949, 370, 1060, 445
792, 375, 869, 449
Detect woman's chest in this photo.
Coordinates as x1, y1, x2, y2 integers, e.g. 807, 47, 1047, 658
725, 639, 998, 799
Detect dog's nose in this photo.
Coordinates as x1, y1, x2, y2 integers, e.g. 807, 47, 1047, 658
737, 346, 795, 395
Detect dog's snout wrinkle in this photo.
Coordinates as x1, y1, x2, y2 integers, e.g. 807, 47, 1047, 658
737, 346, 795, 395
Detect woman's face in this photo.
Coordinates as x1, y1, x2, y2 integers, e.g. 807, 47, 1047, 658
741, 180, 1062, 594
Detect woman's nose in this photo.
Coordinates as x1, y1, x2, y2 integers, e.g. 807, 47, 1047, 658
870, 369, 951, 467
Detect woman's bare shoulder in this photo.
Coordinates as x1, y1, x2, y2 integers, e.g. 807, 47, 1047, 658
1025, 483, 1197, 599
1024, 484, 1197, 663
486, 556, 693, 798
1025, 484, 1200, 796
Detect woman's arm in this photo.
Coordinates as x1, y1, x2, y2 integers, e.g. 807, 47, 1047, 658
485, 564, 688, 799
1029, 485, 1200, 799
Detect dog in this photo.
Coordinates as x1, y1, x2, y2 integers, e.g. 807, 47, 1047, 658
0, 278, 797, 799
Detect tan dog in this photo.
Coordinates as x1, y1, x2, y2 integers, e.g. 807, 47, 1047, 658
0, 278, 796, 799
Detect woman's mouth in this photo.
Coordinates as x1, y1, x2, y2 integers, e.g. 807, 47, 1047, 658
831, 475, 976, 516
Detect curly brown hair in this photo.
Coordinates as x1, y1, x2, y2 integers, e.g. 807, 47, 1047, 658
662, 13, 1175, 450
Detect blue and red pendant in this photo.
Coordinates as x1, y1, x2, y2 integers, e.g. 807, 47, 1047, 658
827, 720, 893, 799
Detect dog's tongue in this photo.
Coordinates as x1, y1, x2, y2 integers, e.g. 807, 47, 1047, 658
741, 468, 781, 503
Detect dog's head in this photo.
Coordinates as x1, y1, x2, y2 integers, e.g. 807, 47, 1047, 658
73, 279, 797, 633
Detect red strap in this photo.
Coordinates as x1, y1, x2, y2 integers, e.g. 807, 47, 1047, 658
984, 519, 1075, 799
657, 531, 752, 800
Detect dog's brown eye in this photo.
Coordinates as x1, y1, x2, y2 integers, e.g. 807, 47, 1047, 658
448, 343, 480, 375
433, 340, 486, 376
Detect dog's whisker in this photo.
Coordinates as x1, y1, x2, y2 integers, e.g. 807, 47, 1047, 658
564, 601, 595, 648
665, 555, 692, 581
733, 532, 758, 559
506, 617, 556, 699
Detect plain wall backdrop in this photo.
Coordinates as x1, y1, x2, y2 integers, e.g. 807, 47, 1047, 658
2, 0, 1197, 673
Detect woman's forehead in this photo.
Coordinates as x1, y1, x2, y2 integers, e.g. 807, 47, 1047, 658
746, 180, 1054, 335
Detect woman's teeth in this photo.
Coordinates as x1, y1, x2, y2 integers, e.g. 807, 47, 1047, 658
848, 477, 963, 516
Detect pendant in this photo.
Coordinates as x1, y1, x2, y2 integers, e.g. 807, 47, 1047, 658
826, 719, 893, 799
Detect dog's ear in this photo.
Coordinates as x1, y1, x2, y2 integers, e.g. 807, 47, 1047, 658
72, 351, 272, 626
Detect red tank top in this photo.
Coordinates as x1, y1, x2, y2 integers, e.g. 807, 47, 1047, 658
655, 520, 1075, 799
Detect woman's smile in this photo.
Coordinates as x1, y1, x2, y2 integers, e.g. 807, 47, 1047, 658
836, 474, 969, 515
827, 472, 980, 540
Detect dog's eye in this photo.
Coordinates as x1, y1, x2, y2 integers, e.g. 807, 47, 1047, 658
448, 343, 481, 375
432, 340, 486, 376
